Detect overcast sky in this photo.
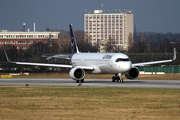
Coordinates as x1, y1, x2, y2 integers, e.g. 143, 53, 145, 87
0, 0, 180, 33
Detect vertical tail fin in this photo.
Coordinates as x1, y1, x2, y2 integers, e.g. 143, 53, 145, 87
69, 24, 79, 53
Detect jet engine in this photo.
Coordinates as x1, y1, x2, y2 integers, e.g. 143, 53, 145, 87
69, 67, 85, 80
125, 67, 139, 79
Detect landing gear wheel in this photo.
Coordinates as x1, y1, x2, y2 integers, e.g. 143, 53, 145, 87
117, 76, 120, 82
112, 73, 124, 83
112, 76, 115, 82
76, 80, 79, 83
81, 79, 84, 83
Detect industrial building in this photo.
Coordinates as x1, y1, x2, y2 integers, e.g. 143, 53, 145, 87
0, 23, 60, 53
84, 10, 133, 52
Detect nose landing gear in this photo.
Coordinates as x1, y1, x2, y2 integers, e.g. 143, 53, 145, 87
112, 73, 123, 83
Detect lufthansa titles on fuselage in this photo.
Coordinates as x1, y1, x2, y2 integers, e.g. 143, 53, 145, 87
102, 55, 113, 59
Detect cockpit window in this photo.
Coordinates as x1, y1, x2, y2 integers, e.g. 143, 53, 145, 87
115, 58, 130, 62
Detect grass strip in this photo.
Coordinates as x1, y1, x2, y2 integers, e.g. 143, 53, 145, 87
0, 86, 179, 119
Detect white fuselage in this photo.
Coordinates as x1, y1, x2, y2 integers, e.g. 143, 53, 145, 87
71, 53, 132, 74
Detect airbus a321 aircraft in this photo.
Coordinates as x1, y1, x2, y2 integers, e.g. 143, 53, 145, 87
5, 24, 176, 83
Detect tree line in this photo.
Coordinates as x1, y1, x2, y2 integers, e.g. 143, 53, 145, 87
1, 29, 180, 63
59, 30, 180, 53
130, 31, 180, 53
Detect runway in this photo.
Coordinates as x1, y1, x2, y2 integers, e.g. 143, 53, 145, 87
0, 78, 180, 88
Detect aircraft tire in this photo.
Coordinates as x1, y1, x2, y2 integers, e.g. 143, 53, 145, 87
112, 76, 115, 82
117, 76, 120, 82
81, 79, 84, 83
76, 80, 79, 83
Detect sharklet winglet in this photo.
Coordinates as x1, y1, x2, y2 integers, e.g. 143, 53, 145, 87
4, 50, 15, 63
173, 48, 176, 61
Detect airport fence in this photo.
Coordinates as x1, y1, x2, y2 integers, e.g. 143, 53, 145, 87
138, 66, 180, 74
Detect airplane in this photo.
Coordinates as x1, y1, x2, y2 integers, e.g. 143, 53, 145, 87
4, 24, 176, 83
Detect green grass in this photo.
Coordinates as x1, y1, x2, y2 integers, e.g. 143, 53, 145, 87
0, 86, 179, 119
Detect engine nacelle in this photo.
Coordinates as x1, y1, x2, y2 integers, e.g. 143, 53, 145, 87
125, 67, 139, 79
69, 67, 85, 80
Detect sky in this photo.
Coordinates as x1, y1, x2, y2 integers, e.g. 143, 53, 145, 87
0, 0, 180, 33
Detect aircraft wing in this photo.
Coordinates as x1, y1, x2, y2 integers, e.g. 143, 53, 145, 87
4, 50, 72, 68
132, 60, 173, 67
4, 50, 94, 70
132, 48, 176, 67
14, 62, 73, 68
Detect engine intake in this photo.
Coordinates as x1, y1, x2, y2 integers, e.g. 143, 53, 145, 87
69, 67, 85, 80
125, 67, 139, 79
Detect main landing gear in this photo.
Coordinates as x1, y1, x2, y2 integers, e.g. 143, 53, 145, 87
112, 73, 123, 83
76, 79, 84, 83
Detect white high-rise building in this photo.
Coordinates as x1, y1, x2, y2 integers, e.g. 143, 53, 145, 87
84, 10, 133, 52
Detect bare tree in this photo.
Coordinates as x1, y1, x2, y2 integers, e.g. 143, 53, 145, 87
156, 39, 171, 53
129, 35, 150, 53
128, 32, 134, 51
103, 37, 117, 53
139, 35, 151, 53
25, 42, 49, 57
58, 30, 71, 53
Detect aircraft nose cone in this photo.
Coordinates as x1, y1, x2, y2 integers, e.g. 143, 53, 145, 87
127, 62, 132, 70
122, 62, 132, 72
